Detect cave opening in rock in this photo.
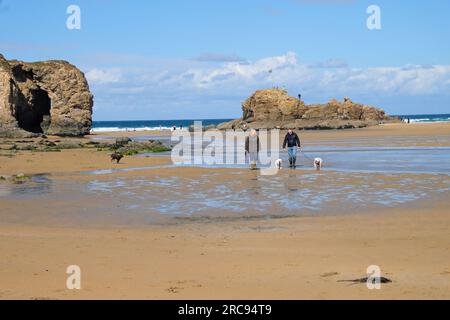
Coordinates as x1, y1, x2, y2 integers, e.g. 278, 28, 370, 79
16, 88, 51, 134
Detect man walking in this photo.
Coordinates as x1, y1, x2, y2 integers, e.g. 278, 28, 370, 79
245, 129, 260, 170
283, 128, 301, 168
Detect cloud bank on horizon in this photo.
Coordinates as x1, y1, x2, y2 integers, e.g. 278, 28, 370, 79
85, 52, 450, 120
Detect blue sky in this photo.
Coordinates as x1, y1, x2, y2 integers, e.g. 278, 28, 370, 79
1, 0, 449, 120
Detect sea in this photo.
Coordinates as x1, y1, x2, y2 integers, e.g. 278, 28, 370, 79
396, 114, 450, 123
91, 114, 450, 133
91, 119, 232, 132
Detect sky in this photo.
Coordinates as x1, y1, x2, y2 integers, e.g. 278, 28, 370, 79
1, 0, 449, 120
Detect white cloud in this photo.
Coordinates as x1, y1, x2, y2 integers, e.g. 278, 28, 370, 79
85, 52, 450, 118
155, 52, 450, 96
183, 51, 298, 87
85, 68, 122, 84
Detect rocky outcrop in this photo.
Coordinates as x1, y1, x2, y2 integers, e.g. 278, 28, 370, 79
218, 89, 390, 130
242, 89, 307, 122
0, 54, 93, 137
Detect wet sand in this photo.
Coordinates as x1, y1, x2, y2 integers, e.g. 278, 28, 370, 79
0, 148, 172, 176
94, 122, 450, 147
1, 168, 448, 227
1, 123, 449, 176
0, 123, 449, 299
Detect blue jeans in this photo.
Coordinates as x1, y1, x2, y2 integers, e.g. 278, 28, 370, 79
287, 147, 297, 163
248, 151, 258, 169
248, 151, 258, 163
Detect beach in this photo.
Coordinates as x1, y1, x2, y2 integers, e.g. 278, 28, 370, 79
1, 123, 449, 299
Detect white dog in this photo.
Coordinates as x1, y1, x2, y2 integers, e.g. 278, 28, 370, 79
314, 158, 323, 170
275, 158, 283, 170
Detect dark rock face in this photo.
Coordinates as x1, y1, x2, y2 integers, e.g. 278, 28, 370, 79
218, 89, 391, 130
0, 54, 93, 137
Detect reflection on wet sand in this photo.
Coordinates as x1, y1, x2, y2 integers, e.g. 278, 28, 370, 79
88, 146, 450, 175
0, 174, 52, 197
87, 170, 449, 214
0, 167, 448, 226
1, 131, 449, 226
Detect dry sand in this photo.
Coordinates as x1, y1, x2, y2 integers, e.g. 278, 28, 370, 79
0, 203, 449, 300
0, 123, 449, 299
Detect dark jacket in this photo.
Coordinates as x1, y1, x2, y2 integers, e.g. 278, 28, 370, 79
245, 135, 260, 153
283, 132, 301, 148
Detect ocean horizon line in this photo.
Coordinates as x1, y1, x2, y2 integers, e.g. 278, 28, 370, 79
93, 113, 450, 122
91, 114, 450, 133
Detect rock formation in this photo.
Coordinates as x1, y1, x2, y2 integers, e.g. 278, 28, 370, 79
242, 89, 306, 123
218, 89, 390, 130
0, 54, 93, 137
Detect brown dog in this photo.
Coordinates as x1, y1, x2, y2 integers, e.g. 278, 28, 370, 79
110, 152, 124, 164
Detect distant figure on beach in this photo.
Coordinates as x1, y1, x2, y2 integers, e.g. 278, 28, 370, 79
245, 129, 260, 170
172, 125, 177, 131
180, 125, 183, 130
298, 94, 302, 100
283, 128, 301, 169
407, 118, 411, 124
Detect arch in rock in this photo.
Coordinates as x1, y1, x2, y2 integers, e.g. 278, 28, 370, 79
15, 87, 52, 134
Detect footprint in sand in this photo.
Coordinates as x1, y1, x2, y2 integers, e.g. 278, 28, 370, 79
167, 280, 202, 293
321, 272, 340, 278
167, 286, 183, 294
